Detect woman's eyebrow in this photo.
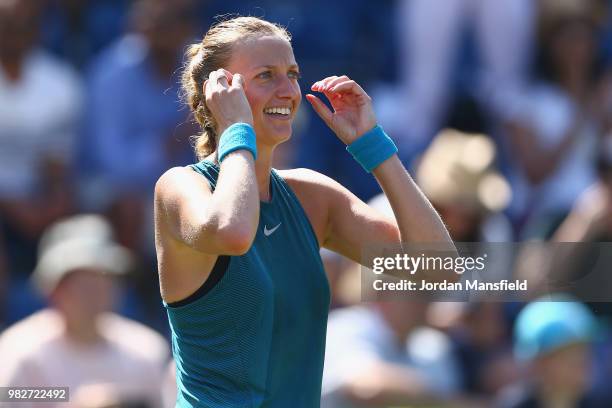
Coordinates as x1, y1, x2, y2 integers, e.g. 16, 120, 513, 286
252, 64, 300, 71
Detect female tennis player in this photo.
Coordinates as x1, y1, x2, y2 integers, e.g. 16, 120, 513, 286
154, 16, 453, 407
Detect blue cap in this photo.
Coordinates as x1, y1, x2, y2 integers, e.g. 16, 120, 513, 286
514, 296, 596, 361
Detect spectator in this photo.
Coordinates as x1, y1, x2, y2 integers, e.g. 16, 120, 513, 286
497, 296, 612, 407
550, 141, 612, 318
371, 136, 519, 401
553, 136, 612, 243
0, 215, 170, 408
71, 383, 157, 408
321, 195, 460, 407
83, 0, 198, 252
505, 6, 605, 238
415, 129, 513, 242
40, 0, 131, 69
162, 360, 177, 408
375, 0, 535, 164
0, 231, 6, 328
320, 248, 363, 310
448, 302, 521, 399
0, 0, 82, 276
322, 300, 461, 407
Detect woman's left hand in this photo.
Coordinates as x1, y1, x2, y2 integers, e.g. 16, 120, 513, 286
306, 75, 377, 145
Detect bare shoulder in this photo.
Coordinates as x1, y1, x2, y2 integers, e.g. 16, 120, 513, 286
156, 165, 194, 186
154, 167, 217, 302
277, 168, 344, 194
277, 168, 348, 246
154, 166, 212, 225
278, 167, 360, 208
155, 166, 211, 201
277, 168, 346, 210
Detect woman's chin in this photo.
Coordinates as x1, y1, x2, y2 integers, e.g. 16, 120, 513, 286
253, 119, 294, 146
263, 125, 293, 144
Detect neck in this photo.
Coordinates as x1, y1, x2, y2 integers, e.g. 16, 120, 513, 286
255, 144, 275, 202
62, 317, 103, 345
211, 141, 276, 201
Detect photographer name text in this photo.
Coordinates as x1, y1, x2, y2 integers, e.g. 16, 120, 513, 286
373, 279, 528, 292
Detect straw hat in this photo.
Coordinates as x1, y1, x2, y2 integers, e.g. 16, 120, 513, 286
416, 129, 511, 214
32, 215, 132, 295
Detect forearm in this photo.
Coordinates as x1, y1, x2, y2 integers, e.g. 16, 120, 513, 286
373, 155, 453, 245
207, 151, 259, 250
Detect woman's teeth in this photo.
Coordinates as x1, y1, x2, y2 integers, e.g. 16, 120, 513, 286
264, 107, 291, 115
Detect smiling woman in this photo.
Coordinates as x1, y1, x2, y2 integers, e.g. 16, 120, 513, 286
181, 18, 299, 160
154, 16, 454, 408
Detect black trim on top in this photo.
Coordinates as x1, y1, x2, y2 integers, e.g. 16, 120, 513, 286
166, 256, 230, 308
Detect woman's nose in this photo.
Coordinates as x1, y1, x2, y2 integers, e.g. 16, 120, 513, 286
276, 76, 301, 99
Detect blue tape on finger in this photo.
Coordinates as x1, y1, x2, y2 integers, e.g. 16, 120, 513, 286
346, 125, 398, 173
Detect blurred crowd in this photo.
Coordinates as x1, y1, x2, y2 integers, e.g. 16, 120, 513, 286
1, 0, 612, 407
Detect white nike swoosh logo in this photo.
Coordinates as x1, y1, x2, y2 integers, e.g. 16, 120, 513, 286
263, 223, 282, 237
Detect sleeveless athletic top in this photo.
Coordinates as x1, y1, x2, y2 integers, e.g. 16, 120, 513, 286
164, 160, 330, 407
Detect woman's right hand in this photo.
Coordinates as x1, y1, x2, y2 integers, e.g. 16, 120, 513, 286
204, 68, 253, 135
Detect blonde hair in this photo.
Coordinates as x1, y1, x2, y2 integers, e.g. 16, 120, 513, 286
181, 16, 291, 160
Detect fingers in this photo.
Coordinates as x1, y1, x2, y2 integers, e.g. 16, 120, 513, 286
311, 76, 340, 92
210, 69, 230, 87
219, 68, 234, 83
206, 69, 247, 93
205, 69, 238, 102
204, 70, 223, 100
323, 75, 350, 90
314, 75, 365, 93
311, 75, 368, 102
231, 73, 246, 91
305, 94, 333, 125
329, 80, 365, 95
311, 75, 350, 91
203, 68, 253, 130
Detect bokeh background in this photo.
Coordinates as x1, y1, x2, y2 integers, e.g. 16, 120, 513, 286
1, 0, 612, 407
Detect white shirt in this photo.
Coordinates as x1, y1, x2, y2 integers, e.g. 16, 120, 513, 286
321, 306, 460, 408
0, 50, 82, 198
0, 309, 170, 408
509, 84, 597, 217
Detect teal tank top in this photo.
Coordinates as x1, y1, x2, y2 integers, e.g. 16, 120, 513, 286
164, 160, 331, 407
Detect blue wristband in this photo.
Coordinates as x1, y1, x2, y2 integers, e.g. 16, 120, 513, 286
217, 123, 257, 162
346, 125, 398, 172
